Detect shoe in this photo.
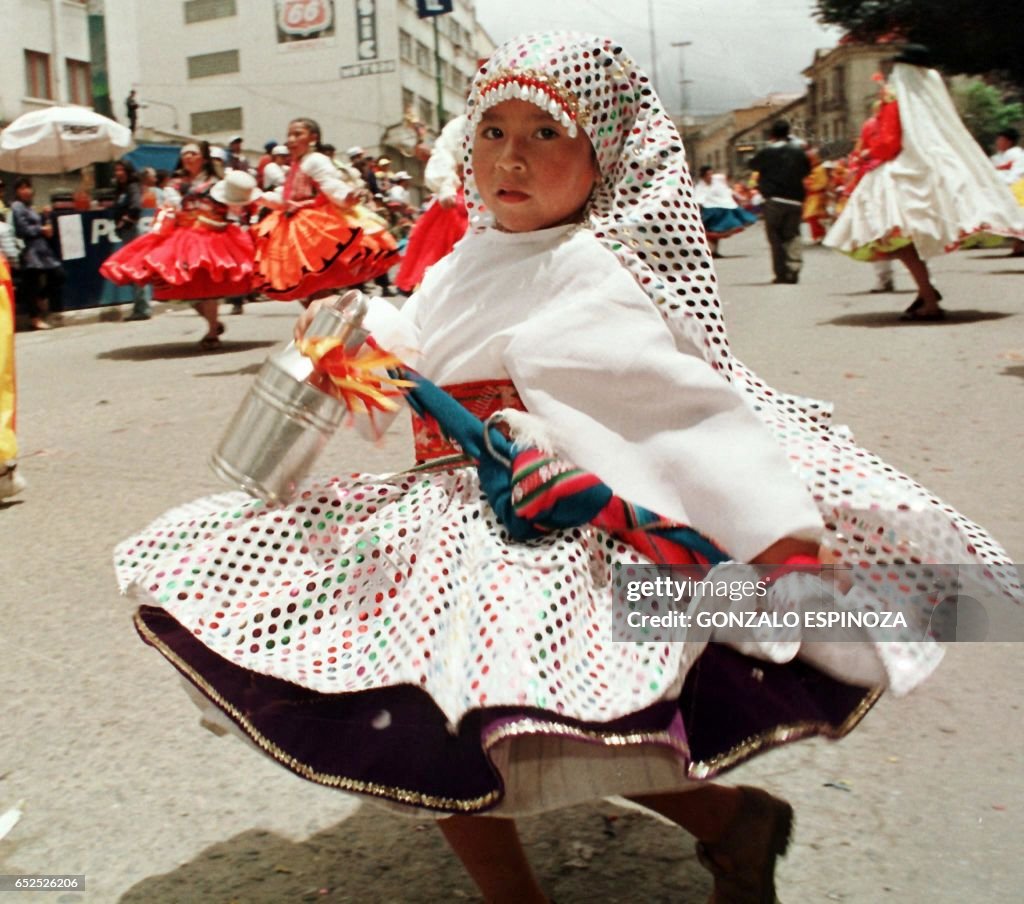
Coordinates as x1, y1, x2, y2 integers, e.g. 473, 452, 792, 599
125, 312, 151, 321
0, 462, 27, 500
47, 312, 65, 326
216, 321, 226, 336
695, 786, 793, 904
199, 335, 222, 351
31, 318, 52, 331
230, 305, 244, 314
869, 280, 895, 293
900, 307, 946, 322
901, 290, 942, 318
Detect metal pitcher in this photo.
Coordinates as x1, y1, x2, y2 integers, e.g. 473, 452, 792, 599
210, 291, 369, 506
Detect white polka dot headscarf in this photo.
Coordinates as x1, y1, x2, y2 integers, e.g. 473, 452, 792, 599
465, 32, 730, 373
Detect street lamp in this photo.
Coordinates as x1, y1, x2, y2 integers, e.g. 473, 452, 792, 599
671, 41, 693, 121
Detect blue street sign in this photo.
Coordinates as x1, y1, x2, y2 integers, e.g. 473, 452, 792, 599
416, 0, 453, 17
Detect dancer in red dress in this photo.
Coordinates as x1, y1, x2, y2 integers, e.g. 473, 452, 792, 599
101, 143, 257, 349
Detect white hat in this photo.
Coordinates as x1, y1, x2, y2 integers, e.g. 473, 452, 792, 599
393, 170, 412, 181
210, 170, 261, 205
209, 146, 227, 161
271, 145, 289, 156
228, 135, 243, 145
346, 146, 365, 158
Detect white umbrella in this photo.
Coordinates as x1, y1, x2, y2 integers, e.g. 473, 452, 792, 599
0, 105, 134, 174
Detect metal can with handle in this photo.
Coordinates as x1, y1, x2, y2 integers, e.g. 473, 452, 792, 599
209, 290, 369, 506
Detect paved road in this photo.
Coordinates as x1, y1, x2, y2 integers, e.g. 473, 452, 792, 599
1, 230, 1022, 902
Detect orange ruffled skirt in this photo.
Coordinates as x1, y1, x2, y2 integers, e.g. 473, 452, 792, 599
101, 218, 255, 301
253, 199, 400, 301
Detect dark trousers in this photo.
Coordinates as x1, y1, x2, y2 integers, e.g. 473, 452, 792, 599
763, 199, 804, 282
18, 267, 65, 317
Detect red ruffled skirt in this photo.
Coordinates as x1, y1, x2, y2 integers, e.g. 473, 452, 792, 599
395, 190, 468, 293
253, 199, 400, 301
101, 216, 255, 301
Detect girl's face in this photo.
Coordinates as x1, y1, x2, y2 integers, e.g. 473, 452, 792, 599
286, 122, 316, 158
180, 149, 203, 176
472, 99, 598, 233
114, 163, 127, 183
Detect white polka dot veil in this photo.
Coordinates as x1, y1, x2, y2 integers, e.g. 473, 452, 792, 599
465, 32, 727, 371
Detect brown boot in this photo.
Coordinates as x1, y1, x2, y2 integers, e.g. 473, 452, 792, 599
695, 785, 793, 904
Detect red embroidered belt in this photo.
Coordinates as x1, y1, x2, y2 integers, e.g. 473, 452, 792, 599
413, 379, 526, 464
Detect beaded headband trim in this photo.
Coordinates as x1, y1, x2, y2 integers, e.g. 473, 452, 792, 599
470, 68, 588, 138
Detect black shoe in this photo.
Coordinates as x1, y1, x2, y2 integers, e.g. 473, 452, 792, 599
870, 280, 895, 293
125, 312, 151, 321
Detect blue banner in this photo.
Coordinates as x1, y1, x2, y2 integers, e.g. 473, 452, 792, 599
416, 0, 452, 17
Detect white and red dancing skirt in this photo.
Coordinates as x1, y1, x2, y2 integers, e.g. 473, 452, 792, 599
101, 213, 255, 301
395, 190, 468, 293
253, 198, 400, 301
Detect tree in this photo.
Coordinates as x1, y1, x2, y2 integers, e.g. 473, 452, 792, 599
951, 79, 1024, 152
814, 1, 1024, 91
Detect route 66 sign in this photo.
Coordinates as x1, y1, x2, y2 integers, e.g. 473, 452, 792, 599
278, 0, 333, 37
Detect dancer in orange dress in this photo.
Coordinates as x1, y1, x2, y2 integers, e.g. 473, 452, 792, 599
253, 118, 399, 303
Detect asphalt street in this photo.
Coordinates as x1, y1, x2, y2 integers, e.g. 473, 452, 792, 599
1, 228, 1022, 902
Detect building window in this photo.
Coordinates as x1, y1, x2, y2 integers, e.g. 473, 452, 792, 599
184, 0, 237, 24
399, 29, 413, 64
191, 106, 242, 134
66, 59, 92, 105
418, 95, 435, 129
25, 50, 53, 100
402, 88, 415, 116
416, 40, 431, 73
187, 49, 240, 79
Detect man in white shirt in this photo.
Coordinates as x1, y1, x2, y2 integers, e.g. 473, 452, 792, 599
261, 145, 290, 191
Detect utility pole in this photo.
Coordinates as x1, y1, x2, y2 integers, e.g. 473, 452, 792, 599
671, 40, 693, 121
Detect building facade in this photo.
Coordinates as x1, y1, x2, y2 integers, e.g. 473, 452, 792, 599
688, 98, 801, 178
0, 0, 92, 125
802, 40, 901, 157
103, 0, 493, 165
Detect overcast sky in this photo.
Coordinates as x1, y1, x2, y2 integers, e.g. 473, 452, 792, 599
471, 0, 844, 117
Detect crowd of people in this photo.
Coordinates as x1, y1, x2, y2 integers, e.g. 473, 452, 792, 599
691, 46, 1024, 319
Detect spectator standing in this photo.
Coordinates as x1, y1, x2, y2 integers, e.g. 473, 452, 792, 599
749, 120, 810, 284
10, 178, 65, 330
224, 137, 251, 174
260, 145, 290, 191
254, 139, 279, 187
110, 160, 151, 321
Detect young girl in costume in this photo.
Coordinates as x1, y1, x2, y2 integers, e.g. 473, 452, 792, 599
824, 46, 1024, 321
116, 34, 1021, 902
252, 118, 399, 303
101, 142, 257, 349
